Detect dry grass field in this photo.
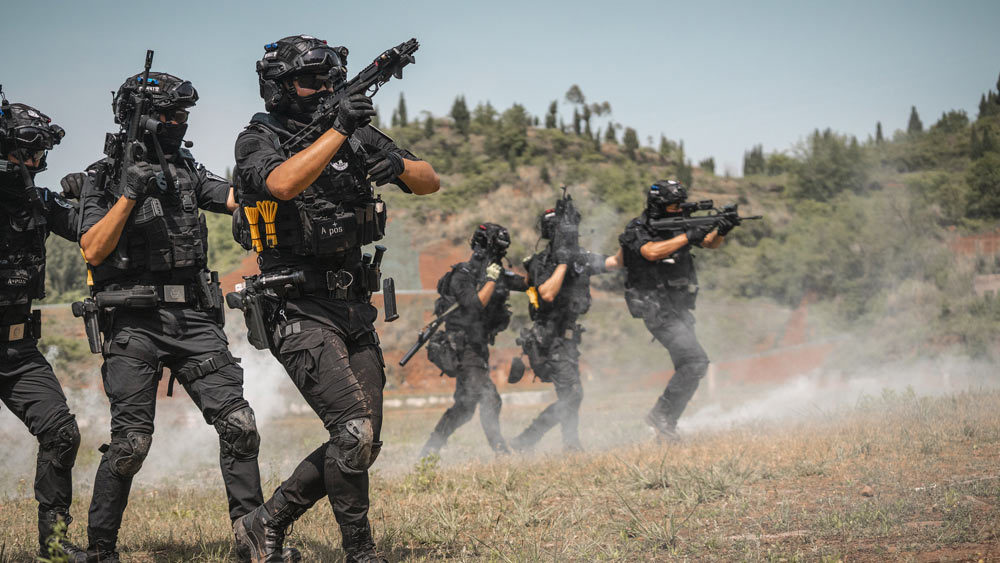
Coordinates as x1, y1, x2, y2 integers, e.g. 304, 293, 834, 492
2, 382, 999, 562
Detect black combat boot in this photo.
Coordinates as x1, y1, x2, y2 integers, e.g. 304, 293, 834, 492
645, 407, 681, 444
73, 531, 120, 563
233, 489, 305, 563
418, 433, 445, 459
37, 508, 85, 558
341, 520, 387, 563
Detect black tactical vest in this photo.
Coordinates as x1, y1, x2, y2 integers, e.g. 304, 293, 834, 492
439, 258, 513, 345
91, 157, 208, 286
622, 214, 697, 292
233, 113, 385, 267
0, 197, 47, 307
526, 249, 593, 323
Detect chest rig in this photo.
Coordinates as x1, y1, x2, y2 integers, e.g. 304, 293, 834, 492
527, 250, 593, 323
623, 218, 696, 292
0, 196, 48, 307
92, 157, 207, 285
235, 113, 386, 259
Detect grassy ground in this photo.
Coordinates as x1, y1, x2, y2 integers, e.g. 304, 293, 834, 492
2, 384, 999, 562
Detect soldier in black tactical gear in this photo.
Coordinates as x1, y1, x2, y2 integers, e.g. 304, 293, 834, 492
420, 223, 528, 457
230, 35, 439, 563
0, 96, 85, 558
74, 71, 267, 562
614, 180, 738, 442
509, 200, 614, 452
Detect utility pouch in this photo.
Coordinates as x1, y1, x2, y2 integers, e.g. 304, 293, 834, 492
427, 330, 464, 376
302, 204, 357, 256
374, 197, 387, 241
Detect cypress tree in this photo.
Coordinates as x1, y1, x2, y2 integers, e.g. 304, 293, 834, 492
450, 95, 470, 136
572, 108, 581, 136
397, 93, 408, 127
623, 127, 639, 160
907, 106, 923, 134
423, 115, 434, 137
605, 123, 617, 144
545, 100, 558, 129
875, 121, 884, 144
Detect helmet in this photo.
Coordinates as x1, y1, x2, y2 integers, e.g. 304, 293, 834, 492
470, 223, 511, 261
256, 35, 348, 114
0, 101, 65, 175
646, 179, 687, 219
112, 72, 198, 125
113, 72, 198, 154
537, 208, 557, 240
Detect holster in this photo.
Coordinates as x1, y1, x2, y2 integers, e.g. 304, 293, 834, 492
516, 324, 551, 381
195, 270, 225, 325
225, 288, 277, 353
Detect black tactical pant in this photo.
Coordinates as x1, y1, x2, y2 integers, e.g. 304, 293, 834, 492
645, 304, 709, 430
0, 339, 79, 514
423, 344, 506, 454
512, 336, 583, 450
268, 297, 385, 532
87, 307, 262, 548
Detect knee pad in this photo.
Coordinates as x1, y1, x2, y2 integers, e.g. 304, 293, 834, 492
214, 406, 260, 461
327, 418, 374, 475
684, 360, 710, 380
37, 419, 81, 470
105, 431, 152, 478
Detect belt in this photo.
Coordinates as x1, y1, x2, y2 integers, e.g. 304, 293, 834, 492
0, 310, 41, 342
97, 283, 200, 307
296, 268, 373, 301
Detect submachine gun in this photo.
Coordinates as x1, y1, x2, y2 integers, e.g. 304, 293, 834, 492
398, 302, 458, 367
648, 200, 762, 234
282, 38, 419, 149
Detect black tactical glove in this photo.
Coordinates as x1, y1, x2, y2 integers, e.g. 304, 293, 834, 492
330, 93, 376, 136
60, 172, 87, 200
716, 215, 740, 237
685, 223, 713, 246
122, 162, 160, 200
366, 150, 405, 186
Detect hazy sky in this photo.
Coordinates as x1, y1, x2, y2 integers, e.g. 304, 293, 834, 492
3, 0, 999, 184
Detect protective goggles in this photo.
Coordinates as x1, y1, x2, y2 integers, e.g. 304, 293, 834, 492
295, 46, 343, 73
7, 125, 63, 150
154, 108, 190, 124
294, 73, 335, 91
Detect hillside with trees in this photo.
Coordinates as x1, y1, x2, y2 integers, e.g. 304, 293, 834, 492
40, 74, 1000, 364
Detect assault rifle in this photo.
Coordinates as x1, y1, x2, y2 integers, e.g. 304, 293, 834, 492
399, 302, 459, 367
282, 38, 420, 149
648, 202, 762, 233
107, 49, 178, 196
551, 186, 582, 258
